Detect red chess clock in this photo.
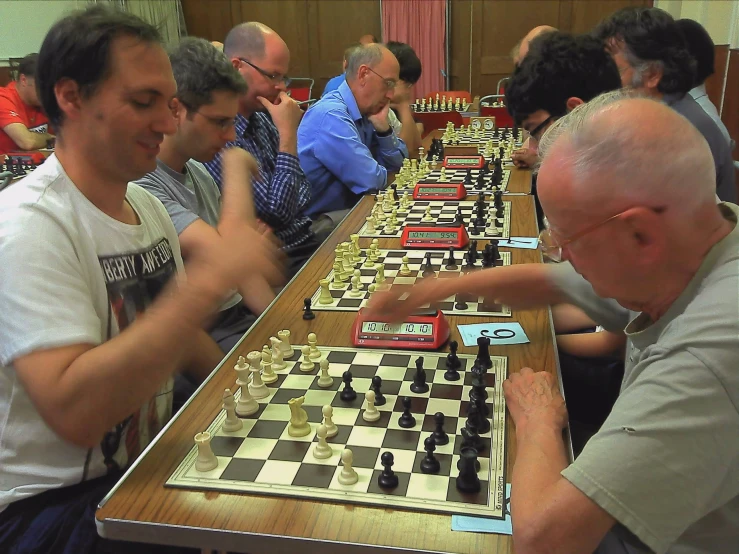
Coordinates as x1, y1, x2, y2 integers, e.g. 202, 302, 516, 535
413, 182, 467, 201
352, 308, 450, 350
443, 155, 485, 169
401, 224, 469, 250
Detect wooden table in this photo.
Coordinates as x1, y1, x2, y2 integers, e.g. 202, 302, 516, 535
96, 188, 564, 553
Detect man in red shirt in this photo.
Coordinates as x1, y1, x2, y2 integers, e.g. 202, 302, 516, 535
0, 54, 54, 155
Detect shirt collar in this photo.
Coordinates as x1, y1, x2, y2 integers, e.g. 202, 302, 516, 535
338, 80, 362, 123
690, 83, 708, 99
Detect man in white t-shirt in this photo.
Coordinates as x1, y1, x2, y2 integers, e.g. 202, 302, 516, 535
0, 6, 281, 553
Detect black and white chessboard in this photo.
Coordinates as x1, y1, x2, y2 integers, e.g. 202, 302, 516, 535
357, 200, 512, 240
310, 248, 512, 317
412, 167, 511, 192
167, 344, 508, 519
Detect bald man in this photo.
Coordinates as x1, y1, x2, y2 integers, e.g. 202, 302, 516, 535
366, 91, 739, 553
512, 24, 557, 65
298, 43, 408, 222
359, 34, 378, 46
204, 22, 320, 276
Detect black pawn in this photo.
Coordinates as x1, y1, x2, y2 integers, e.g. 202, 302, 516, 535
432, 412, 450, 445
445, 247, 458, 270
446, 339, 461, 369
420, 436, 441, 474
302, 298, 315, 320
410, 357, 429, 394
456, 447, 482, 492
340, 370, 356, 401
421, 252, 435, 278
464, 169, 473, 185
398, 396, 416, 428
370, 375, 386, 406
475, 336, 492, 369
454, 293, 469, 311
454, 207, 465, 225
481, 247, 494, 269
378, 451, 399, 488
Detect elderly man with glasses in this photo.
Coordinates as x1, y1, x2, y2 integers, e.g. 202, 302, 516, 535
205, 22, 321, 277
298, 43, 408, 228
366, 91, 739, 553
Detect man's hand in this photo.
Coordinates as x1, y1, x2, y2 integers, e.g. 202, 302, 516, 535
503, 367, 567, 432
257, 92, 302, 154
512, 147, 539, 169
368, 103, 391, 133
364, 278, 457, 322
390, 86, 411, 110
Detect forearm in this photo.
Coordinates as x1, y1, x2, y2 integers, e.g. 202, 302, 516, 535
15, 130, 51, 150
377, 135, 408, 170
238, 275, 276, 315
396, 105, 421, 157
556, 332, 624, 358
278, 134, 297, 156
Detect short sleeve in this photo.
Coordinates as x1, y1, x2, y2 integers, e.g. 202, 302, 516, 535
562, 350, 739, 553
0, 93, 23, 128
0, 207, 102, 364
135, 180, 199, 236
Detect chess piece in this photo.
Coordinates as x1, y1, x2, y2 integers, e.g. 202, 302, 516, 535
287, 396, 311, 437
422, 205, 434, 222
317, 358, 333, 388
410, 357, 429, 394
322, 405, 339, 438
378, 451, 399, 488
420, 436, 441, 474
350, 275, 363, 297
461, 426, 485, 454
278, 329, 294, 357
365, 215, 377, 234
235, 363, 259, 417
270, 337, 287, 370
308, 332, 322, 360
194, 432, 219, 472
318, 279, 334, 305
432, 412, 450, 445
340, 370, 357, 401
399, 255, 412, 276
445, 247, 458, 270
398, 396, 416, 428
474, 397, 491, 434
456, 447, 482, 493
370, 375, 386, 406
299, 345, 315, 372
454, 292, 470, 311
247, 351, 269, 399
362, 390, 381, 422
313, 424, 333, 459
476, 336, 493, 369
261, 354, 278, 384
302, 298, 315, 320
421, 252, 435, 278
339, 448, 359, 485
221, 389, 243, 432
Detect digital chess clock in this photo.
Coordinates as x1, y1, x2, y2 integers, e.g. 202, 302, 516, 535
352, 308, 450, 350
401, 224, 470, 249
443, 155, 485, 169
413, 182, 467, 200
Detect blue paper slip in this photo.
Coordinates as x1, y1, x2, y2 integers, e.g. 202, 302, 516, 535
497, 237, 539, 249
452, 484, 512, 534
457, 323, 530, 347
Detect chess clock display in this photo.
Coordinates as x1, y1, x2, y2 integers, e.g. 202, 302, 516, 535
352, 308, 450, 350
412, 182, 467, 200
401, 223, 470, 249
443, 155, 485, 169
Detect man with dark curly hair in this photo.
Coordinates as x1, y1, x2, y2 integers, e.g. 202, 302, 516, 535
593, 7, 735, 202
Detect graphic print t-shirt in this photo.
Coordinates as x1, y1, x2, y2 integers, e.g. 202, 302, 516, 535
0, 81, 50, 155
0, 155, 184, 511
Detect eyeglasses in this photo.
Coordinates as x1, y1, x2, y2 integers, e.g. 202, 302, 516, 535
191, 110, 236, 132
238, 58, 292, 86
366, 66, 397, 90
528, 115, 554, 141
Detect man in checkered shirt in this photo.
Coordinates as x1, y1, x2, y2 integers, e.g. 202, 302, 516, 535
206, 22, 323, 276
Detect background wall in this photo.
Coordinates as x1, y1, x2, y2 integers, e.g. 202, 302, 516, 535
0, 0, 81, 62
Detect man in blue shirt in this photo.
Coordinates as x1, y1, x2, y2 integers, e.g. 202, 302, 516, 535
298, 43, 408, 221
321, 44, 359, 98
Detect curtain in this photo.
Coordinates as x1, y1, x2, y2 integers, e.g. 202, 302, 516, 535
123, 0, 184, 46
381, 0, 446, 99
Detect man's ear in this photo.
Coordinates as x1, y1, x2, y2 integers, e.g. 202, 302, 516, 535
643, 63, 663, 92
54, 78, 82, 122
170, 97, 185, 118
565, 97, 584, 112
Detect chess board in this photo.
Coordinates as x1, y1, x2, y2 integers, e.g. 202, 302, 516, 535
357, 200, 512, 240
167, 344, 508, 519
310, 248, 512, 317
413, 167, 511, 193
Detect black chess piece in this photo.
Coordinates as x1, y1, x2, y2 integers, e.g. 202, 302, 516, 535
481, 247, 494, 268
470, 382, 490, 414
421, 252, 435, 278
340, 370, 357, 401
420, 436, 441, 474
464, 169, 473, 185
398, 396, 416, 428
432, 412, 450, 444
456, 447, 482, 493
454, 293, 469, 311
460, 426, 484, 454
465, 402, 482, 434
496, 206, 504, 220
410, 357, 429, 394
476, 336, 492, 369
448, 340, 462, 370
302, 298, 315, 320
490, 240, 502, 261
474, 397, 491, 434
464, 251, 476, 271
469, 240, 479, 262
472, 224, 481, 236
445, 247, 458, 270
378, 451, 399, 488
454, 207, 465, 225
370, 375, 386, 406
474, 172, 485, 190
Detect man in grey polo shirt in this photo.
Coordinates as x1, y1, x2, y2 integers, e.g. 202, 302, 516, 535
137, 37, 279, 352
366, 91, 738, 553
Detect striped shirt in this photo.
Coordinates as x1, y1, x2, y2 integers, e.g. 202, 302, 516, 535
204, 112, 314, 250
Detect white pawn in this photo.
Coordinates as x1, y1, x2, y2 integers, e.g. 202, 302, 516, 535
221, 388, 243, 432
338, 448, 358, 485
270, 337, 287, 370
317, 358, 333, 388
299, 345, 314, 372
422, 206, 434, 221
367, 283, 377, 297
194, 432, 218, 472
278, 329, 293, 357
318, 278, 334, 305
349, 275, 363, 297
399, 255, 412, 276
313, 424, 333, 459
322, 405, 338, 438
261, 355, 277, 384
307, 332, 322, 361
362, 390, 381, 422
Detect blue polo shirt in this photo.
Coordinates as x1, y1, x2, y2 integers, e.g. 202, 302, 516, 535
297, 80, 408, 218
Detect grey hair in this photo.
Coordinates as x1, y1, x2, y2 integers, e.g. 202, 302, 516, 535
346, 44, 384, 81
621, 43, 664, 89
224, 22, 271, 60
538, 89, 717, 211
169, 37, 247, 112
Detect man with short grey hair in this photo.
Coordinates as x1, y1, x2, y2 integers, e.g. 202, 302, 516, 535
298, 43, 408, 223
367, 91, 739, 553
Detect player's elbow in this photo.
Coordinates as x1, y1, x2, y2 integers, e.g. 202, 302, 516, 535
39, 403, 110, 449
15, 135, 38, 151
513, 521, 554, 554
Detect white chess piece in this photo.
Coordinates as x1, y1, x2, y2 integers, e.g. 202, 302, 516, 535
363, 390, 381, 422
313, 424, 333, 459
399, 255, 412, 276
235, 361, 259, 416
287, 396, 311, 437
307, 332, 322, 361
322, 405, 338, 438
423, 206, 434, 222
367, 283, 377, 297
278, 330, 293, 357
318, 278, 334, 305
299, 345, 314, 372
338, 448, 358, 485
270, 337, 288, 370
261, 354, 277, 384
248, 364, 269, 400
221, 388, 243, 432
366, 216, 376, 234
194, 432, 218, 472
349, 275, 363, 297
316, 358, 333, 388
